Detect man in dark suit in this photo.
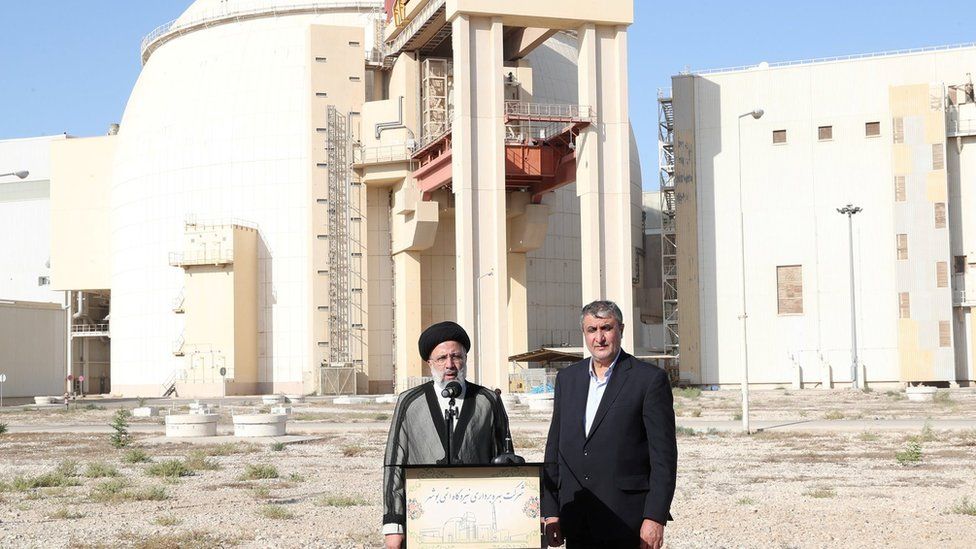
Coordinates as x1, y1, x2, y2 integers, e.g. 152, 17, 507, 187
543, 300, 677, 548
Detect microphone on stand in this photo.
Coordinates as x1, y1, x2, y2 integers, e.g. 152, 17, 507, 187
442, 381, 462, 465
492, 389, 525, 465
441, 381, 463, 399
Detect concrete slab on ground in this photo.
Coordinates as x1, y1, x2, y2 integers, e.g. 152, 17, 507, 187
140, 434, 323, 446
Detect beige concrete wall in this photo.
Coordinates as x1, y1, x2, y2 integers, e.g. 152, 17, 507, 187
233, 227, 258, 391
367, 186, 395, 392
0, 301, 66, 398
180, 225, 258, 396
307, 24, 367, 392
671, 75, 702, 384
890, 83, 954, 382
447, 0, 632, 28
49, 136, 114, 291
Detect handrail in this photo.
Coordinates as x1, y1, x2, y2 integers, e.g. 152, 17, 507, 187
141, 1, 383, 64
504, 101, 594, 122
353, 143, 414, 164
687, 42, 976, 76
71, 323, 110, 334
169, 251, 235, 267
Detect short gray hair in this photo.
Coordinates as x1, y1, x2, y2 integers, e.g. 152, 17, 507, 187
579, 300, 623, 329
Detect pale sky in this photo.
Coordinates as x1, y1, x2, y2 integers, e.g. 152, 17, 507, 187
2, 1, 975, 189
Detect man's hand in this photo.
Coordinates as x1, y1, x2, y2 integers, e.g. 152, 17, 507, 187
543, 517, 564, 547
639, 518, 664, 549
384, 533, 404, 549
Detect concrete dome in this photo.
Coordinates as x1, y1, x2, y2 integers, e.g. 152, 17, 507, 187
112, 4, 381, 391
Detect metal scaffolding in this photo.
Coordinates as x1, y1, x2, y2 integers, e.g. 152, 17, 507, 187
326, 105, 352, 366
421, 58, 452, 146
658, 90, 679, 365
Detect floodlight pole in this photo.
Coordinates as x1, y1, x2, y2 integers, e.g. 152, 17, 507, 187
837, 204, 863, 390
737, 108, 763, 434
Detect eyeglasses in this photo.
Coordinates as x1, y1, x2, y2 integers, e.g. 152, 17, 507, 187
430, 353, 466, 366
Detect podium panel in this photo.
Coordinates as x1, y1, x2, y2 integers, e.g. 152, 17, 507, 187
405, 464, 542, 549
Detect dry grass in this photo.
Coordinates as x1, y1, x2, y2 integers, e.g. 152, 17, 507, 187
257, 504, 294, 520
341, 445, 367, 457
803, 486, 836, 499
240, 464, 278, 480
315, 494, 370, 507
118, 530, 239, 549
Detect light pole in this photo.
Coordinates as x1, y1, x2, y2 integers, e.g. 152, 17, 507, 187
837, 204, 863, 390
475, 269, 494, 385
0, 171, 29, 179
737, 108, 763, 434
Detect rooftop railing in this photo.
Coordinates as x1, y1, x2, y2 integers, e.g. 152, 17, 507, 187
141, 1, 383, 63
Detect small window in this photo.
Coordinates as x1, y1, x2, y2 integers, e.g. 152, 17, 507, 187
954, 255, 967, 274
772, 130, 787, 144
776, 265, 803, 315
894, 176, 906, 202
865, 121, 881, 137
818, 126, 833, 141
348, 41, 360, 47
896, 234, 909, 260
892, 117, 905, 144
349, 76, 361, 82
898, 292, 911, 319
939, 321, 951, 347
934, 203, 947, 228
933, 143, 945, 170
38, 276, 50, 286
315, 57, 328, 62
315, 92, 328, 97
937, 261, 949, 288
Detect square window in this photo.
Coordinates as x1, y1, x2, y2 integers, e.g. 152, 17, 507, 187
776, 265, 803, 315
772, 130, 787, 144
893, 117, 904, 143
933, 143, 945, 170
818, 126, 832, 140
894, 176, 906, 202
937, 261, 949, 288
865, 121, 881, 137
954, 256, 967, 274
896, 234, 908, 260
935, 203, 947, 228
898, 292, 911, 319
939, 321, 951, 347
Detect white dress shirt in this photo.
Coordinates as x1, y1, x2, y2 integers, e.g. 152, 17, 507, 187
584, 350, 621, 436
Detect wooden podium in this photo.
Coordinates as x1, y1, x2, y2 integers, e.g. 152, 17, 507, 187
404, 463, 543, 549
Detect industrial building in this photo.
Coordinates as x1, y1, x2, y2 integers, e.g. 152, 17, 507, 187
43, 0, 647, 397
663, 44, 976, 388
0, 136, 69, 399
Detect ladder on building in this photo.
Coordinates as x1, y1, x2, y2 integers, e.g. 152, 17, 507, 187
658, 91, 679, 365
326, 106, 352, 366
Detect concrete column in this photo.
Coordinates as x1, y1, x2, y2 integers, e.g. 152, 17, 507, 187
576, 23, 634, 351
394, 250, 423, 391
508, 252, 528, 364
451, 14, 509, 389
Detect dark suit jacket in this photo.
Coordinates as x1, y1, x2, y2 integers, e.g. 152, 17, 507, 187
542, 351, 677, 543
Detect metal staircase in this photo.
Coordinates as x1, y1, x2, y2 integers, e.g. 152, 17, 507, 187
658, 90, 679, 364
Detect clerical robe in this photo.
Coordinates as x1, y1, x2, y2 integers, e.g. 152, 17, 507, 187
382, 380, 510, 528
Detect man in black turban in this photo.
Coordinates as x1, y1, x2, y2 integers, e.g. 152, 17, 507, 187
381, 321, 511, 549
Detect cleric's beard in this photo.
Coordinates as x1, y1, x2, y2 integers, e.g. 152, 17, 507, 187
432, 364, 467, 384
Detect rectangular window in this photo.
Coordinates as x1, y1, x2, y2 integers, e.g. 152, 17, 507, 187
314, 57, 328, 62
937, 261, 949, 288
348, 41, 361, 47
933, 143, 945, 170
934, 202, 947, 228
315, 92, 328, 97
896, 234, 908, 260
893, 117, 905, 144
894, 176, 906, 202
899, 292, 911, 319
818, 126, 832, 140
939, 321, 951, 347
349, 76, 361, 82
865, 121, 881, 137
954, 255, 967, 274
37, 276, 50, 286
772, 130, 787, 144
776, 265, 803, 315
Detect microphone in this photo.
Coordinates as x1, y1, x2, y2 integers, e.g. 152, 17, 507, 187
441, 381, 462, 399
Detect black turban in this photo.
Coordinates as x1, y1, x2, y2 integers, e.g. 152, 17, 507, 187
418, 321, 471, 361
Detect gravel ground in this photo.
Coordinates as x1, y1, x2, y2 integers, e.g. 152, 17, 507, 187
0, 388, 974, 548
